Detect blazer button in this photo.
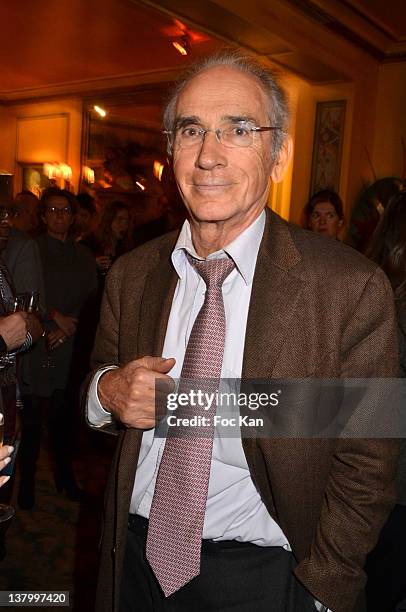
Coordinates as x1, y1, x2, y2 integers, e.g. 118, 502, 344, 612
111, 546, 116, 558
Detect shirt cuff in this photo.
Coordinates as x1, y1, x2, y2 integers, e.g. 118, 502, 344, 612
87, 366, 118, 427
314, 601, 331, 612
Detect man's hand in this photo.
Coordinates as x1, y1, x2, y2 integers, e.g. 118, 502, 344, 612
96, 255, 112, 272
0, 445, 14, 487
98, 356, 176, 429
47, 327, 67, 350
0, 313, 28, 350
26, 313, 43, 343
52, 311, 77, 336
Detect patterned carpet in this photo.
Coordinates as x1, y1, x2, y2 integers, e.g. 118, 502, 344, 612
0, 427, 116, 611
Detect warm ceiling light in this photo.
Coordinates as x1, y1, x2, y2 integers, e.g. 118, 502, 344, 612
153, 161, 164, 181
135, 181, 146, 191
43, 162, 61, 179
59, 163, 72, 181
172, 35, 190, 56
83, 166, 95, 184
93, 105, 107, 117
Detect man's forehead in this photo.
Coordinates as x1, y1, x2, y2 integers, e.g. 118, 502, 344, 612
175, 65, 268, 121
47, 196, 69, 207
14, 201, 30, 212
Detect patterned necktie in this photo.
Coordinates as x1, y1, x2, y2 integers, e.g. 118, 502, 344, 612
146, 254, 235, 597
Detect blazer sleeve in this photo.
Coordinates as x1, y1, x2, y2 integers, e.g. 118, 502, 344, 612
295, 267, 400, 612
84, 263, 123, 436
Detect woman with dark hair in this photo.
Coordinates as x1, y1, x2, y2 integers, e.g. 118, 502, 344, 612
303, 189, 345, 240
365, 189, 406, 612
94, 200, 132, 275
73, 192, 98, 250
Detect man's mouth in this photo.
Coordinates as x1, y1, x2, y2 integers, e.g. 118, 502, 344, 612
193, 183, 231, 190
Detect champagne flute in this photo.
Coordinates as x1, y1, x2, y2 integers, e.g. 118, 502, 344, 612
0, 413, 16, 523
25, 291, 40, 314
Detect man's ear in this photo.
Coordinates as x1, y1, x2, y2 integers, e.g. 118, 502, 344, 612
270, 135, 293, 184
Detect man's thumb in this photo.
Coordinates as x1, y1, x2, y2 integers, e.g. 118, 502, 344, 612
141, 356, 175, 373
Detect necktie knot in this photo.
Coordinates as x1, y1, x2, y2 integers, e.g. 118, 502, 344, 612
186, 253, 235, 288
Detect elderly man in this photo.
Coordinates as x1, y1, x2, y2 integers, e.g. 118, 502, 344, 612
87, 52, 398, 612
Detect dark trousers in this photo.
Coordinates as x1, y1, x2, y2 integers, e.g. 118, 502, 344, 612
19, 391, 76, 488
365, 504, 406, 612
119, 515, 317, 612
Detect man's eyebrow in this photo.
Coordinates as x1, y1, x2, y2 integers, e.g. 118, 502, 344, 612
174, 116, 201, 130
222, 115, 258, 125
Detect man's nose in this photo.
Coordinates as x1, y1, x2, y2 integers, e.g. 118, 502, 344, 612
195, 131, 227, 169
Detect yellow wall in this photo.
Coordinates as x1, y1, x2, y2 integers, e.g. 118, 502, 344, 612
0, 97, 83, 194
372, 62, 406, 180
284, 75, 354, 225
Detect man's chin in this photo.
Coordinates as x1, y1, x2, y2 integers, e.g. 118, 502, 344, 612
187, 200, 234, 224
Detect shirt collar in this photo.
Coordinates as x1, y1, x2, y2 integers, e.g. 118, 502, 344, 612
171, 209, 266, 286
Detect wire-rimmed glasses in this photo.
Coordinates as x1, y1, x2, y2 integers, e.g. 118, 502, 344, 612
163, 121, 282, 152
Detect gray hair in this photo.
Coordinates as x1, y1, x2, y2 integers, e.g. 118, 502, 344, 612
163, 49, 290, 162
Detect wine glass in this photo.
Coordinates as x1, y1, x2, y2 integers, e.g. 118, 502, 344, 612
0, 413, 16, 523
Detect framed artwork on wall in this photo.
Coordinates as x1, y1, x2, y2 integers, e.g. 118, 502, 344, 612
309, 100, 346, 196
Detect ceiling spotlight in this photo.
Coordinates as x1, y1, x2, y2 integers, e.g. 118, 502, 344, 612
93, 105, 107, 117
172, 35, 190, 56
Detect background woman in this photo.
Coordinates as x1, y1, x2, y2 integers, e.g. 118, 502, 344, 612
365, 189, 406, 612
94, 200, 132, 275
303, 189, 345, 239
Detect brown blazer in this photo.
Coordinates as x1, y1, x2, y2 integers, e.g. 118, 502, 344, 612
89, 209, 399, 612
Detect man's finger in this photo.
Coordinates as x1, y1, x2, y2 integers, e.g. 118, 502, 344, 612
0, 475, 10, 487
136, 356, 175, 373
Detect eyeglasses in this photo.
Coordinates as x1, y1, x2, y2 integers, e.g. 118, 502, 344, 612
163, 121, 282, 150
46, 206, 72, 215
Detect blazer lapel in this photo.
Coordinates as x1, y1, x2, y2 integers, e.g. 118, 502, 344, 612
242, 208, 305, 379
137, 239, 178, 358
241, 209, 305, 520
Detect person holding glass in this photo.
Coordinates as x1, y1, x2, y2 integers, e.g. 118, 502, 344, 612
18, 188, 97, 509
0, 269, 42, 552
0, 204, 43, 448
0, 312, 30, 492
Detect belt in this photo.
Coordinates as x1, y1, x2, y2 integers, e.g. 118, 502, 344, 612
128, 514, 258, 553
